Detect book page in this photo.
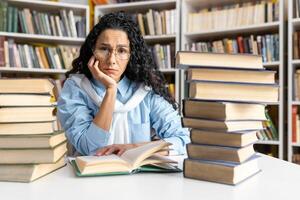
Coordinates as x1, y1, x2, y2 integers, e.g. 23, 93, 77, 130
76, 155, 128, 166
140, 154, 177, 166
120, 141, 169, 169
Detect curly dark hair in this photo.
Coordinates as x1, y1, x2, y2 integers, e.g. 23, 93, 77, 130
67, 11, 178, 110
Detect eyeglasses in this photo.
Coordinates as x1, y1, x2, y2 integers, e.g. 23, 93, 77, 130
93, 46, 131, 60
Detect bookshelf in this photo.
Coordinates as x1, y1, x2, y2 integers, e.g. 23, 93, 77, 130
0, 0, 89, 76
94, 0, 181, 104
288, 0, 300, 163
181, 0, 285, 159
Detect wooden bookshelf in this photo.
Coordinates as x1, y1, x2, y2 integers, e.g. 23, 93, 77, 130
94, 0, 181, 104
0, 0, 89, 75
181, 0, 285, 159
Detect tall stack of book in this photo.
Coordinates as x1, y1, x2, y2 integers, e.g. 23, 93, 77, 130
176, 52, 279, 185
0, 78, 67, 182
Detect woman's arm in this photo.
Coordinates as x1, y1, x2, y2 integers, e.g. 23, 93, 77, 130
93, 87, 117, 131
149, 93, 191, 155
88, 56, 117, 131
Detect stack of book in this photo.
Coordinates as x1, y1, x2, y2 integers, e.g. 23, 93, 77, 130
176, 52, 279, 185
0, 78, 67, 182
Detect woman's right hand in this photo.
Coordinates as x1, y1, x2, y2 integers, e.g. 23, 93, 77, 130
88, 56, 117, 89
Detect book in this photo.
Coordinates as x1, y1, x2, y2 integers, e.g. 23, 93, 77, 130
0, 94, 54, 106
0, 121, 58, 135
176, 52, 263, 69
73, 141, 180, 176
0, 156, 66, 182
182, 117, 263, 132
189, 81, 278, 103
187, 143, 255, 163
183, 155, 261, 185
0, 78, 54, 95
183, 100, 266, 120
0, 131, 66, 148
190, 129, 258, 147
187, 68, 275, 84
0, 106, 55, 123
0, 142, 67, 164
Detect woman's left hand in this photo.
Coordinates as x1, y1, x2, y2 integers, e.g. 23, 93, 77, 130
95, 144, 137, 156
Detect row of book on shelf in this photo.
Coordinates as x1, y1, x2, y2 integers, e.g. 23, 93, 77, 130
0, 36, 177, 71
187, 1, 279, 33
257, 110, 278, 141
150, 43, 175, 69
94, 0, 146, 4
176, 51, 278, 185
126, 9, 176, 36
0, 36, 80, 69
0, 2, 86, 38
0, 78, 67, 182
185, 34, 279, 63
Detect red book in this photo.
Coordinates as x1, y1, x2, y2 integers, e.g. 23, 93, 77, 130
237, 36, 244, 53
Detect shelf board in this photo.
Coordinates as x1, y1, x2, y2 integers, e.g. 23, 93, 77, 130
292, 143, 300, 147
8, 0, 88, 12
292, 59, 300, 65
256, 140, 280, 145
95, 0, 176, 13
159, 68, 177, 73
266, 102, 280, 106
0, 67, 67, 74
184, 22, 280, 40
292, 101, 300, 105
263, 61, 280, 67
143, 34, 176, 43
0, 32, 85, 45
292, 18, 300, 27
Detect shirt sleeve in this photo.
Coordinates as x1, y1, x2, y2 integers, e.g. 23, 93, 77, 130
149, 92, 190, 155
57, 78, 110, 155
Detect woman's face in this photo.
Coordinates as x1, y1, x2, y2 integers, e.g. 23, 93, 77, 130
93, 29, 131, 82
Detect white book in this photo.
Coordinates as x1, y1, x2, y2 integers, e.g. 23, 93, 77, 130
154, 11, 162, 35
13, 44, 21, 68
55, 15, 63, 37
24, 44, 33, 68
68, 10, 78, 37
236, 7, 243, 26
50, 15, 58, 36
267, 2, 273, 22
146, 10, 155, 35
23, 9, 34, 34
165, 10, 170, 34
61, 10, 71, 37
44, 13, 52, 36
3, 41, 9, 67
171, 9, 175, 34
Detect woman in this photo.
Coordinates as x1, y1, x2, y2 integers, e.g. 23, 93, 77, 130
57, 11, 190, 156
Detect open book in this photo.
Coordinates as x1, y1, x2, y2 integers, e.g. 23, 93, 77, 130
72, 140, 181, 176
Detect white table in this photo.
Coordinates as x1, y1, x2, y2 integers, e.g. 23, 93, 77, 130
1, 154, 300, 200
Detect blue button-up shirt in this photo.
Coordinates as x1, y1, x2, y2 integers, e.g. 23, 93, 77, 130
57, 75, 190, 156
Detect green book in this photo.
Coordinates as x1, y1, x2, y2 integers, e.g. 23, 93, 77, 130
265, 109, 278, 140
71, 141, 182, 177
71, 160, 182, 177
